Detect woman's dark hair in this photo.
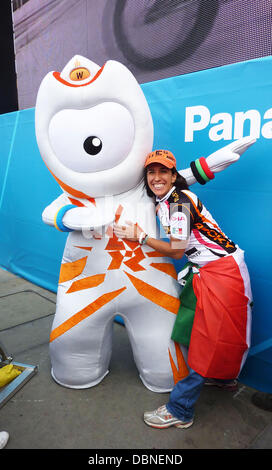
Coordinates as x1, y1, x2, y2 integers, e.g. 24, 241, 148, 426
144, 166, 189, 198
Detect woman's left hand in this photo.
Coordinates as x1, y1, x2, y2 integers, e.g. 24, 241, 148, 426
113, 221, 143, 242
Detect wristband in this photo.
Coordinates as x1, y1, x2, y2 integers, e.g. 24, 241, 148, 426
190, 161, 207, 185
199, 157, 215, 180
142, 234, 149, 245
139, 232, 148, 245
54, 204, 75, 232
195, 158, 210, 183
139, 232, 146, 244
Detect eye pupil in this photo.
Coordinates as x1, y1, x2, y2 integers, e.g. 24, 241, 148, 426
83, 136, 102, 155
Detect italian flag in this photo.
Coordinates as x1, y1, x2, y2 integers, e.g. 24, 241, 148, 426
172, 255, 252, 379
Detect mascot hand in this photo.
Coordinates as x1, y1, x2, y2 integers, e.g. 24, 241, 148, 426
179, 136, 256, 186
63, 206, 115, 231
206, 136, 256, 173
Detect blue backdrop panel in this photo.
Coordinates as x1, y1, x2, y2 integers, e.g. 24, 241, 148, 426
0, 57, 271, 391
0, 108, 65, 291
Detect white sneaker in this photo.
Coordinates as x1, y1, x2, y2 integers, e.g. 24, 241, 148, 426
143, 405, 193, 429
0, 431, 9, 449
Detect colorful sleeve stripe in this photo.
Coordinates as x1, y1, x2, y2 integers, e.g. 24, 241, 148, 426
198, 157, 215, 180
54, 204, 76, 232
195, 159, 210, 183
190, 160, 207, 185
190, 157, 215, 185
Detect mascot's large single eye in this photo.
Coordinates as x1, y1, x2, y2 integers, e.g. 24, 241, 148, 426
48, 102, 134, 173
83, 136, 102, 155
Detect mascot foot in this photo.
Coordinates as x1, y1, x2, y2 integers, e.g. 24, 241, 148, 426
140, 374, 173, 393
51, 368, 109, 389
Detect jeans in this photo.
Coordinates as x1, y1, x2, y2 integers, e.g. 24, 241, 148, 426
166, 367, 205, 422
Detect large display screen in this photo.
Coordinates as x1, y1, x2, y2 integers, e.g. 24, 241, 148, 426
12, 0, 272, 110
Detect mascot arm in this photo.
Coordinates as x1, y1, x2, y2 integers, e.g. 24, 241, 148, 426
179, 136, 256, 186
42, 193, 115, 232
62, 206, 114, 231
42, 193, 93, 232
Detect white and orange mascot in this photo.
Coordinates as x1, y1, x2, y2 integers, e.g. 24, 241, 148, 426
35, 55, 254, 391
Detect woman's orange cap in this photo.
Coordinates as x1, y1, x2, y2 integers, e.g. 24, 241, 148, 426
144, 150, 176, 169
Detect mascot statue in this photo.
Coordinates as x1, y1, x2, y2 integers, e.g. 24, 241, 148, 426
35, 55, 254, 391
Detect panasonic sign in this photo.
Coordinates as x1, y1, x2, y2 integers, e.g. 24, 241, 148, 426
184, 105, 272, 142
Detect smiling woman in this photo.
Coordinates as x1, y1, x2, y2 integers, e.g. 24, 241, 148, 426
144, 150, 189, 198
146, 165, 176, 199
114, 148, 253, 429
